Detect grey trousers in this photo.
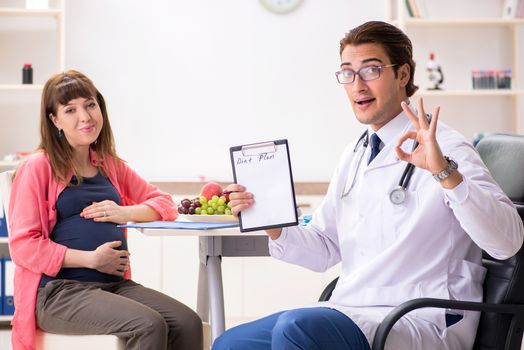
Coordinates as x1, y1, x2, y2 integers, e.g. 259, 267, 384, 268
36, 279, 203, 350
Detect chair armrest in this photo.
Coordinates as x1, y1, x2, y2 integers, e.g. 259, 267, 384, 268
372, 298, 524, 350
318, 277, 339, 302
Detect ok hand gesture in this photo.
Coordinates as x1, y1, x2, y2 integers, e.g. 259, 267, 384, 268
395, 97, 462, 189
395, 97, 448, 174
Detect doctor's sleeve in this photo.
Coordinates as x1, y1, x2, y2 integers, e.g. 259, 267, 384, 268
268, 164, 343, 272
444, 143, 524, 260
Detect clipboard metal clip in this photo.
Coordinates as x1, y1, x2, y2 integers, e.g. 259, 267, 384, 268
241, 142, 277, 157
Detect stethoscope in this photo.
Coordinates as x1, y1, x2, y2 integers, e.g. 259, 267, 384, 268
341, 129, 418, 205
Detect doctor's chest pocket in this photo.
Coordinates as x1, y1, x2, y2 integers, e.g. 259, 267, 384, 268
382, 187, 419, 228
351, 189, 419, 255
376, 188, 420, 249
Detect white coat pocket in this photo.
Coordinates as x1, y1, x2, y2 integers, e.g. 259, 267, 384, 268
379, 188, 419, 248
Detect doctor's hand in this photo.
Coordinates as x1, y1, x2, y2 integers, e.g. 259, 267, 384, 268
396, 97, 463, 189
396, 97, 448, 174
224, 184, 282, 240
224, 184, 254, 216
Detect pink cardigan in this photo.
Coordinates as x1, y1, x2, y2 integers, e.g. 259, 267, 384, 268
7, 151, 177, 350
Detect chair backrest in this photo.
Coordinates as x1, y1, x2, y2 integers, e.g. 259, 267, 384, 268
0, 170, 15, 227
474, 134, 524, 350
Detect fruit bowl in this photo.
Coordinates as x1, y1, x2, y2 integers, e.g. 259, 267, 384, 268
178, 214, 238, 223
177, 182, 235, 219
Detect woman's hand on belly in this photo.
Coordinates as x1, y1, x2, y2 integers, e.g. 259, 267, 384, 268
80, 200, 130, 224
90, 241, 130, 276
81, 200, 161, 224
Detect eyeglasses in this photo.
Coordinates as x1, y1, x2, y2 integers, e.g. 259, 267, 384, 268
335, 64, 397, 84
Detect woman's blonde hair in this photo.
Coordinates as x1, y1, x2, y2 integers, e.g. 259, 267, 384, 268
39, 70, 120, 184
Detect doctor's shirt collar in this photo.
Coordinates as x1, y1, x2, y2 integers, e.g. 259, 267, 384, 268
367, 104, 414, 150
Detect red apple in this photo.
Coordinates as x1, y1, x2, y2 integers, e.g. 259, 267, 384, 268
200, 182, 223, 200
221, 191, 230, 202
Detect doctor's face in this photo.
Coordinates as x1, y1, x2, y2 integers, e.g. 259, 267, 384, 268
340, 43, 410, 131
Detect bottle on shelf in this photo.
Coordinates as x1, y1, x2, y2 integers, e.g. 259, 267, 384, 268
22, 63, 33, 84
471, 69, 512, 90
496, 69, 512, 89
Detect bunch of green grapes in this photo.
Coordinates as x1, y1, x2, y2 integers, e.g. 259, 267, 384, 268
177, 195, 232, 215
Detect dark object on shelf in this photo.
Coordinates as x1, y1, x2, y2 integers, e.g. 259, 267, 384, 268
472, 69, 512, 90
22, 63, 33, 84
496, 69, 512, 89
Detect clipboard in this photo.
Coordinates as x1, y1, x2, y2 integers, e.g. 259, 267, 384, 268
230, 139, 298, 232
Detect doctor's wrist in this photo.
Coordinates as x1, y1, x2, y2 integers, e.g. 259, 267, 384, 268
432, 156, 459, 182
266, 228, 282, 240
439, 170, 463, 189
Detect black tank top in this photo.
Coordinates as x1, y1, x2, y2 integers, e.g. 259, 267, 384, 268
39, 172, 127, 287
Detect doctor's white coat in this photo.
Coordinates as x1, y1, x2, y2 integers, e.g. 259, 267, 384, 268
269, 113, 524, 349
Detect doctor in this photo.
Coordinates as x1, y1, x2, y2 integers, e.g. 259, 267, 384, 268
213, 21, 524, 350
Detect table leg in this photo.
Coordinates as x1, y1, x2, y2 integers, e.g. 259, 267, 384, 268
207, 255, 226, 341
196, 234, 268, 342
196, 261, 209, 322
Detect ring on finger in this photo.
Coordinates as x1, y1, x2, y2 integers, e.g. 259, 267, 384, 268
104, 211, 107, 217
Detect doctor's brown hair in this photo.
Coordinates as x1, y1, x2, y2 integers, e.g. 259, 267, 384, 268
339, 21, 418, 97
39, 70, 120, 184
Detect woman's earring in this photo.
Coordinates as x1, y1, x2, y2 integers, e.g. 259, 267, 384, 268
58, 128, 63, 140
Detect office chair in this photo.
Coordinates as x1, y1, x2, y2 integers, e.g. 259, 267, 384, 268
318, 133, 524, 350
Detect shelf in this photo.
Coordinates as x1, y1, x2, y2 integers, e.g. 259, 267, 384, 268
0, 84, 43, 91
391, 0, 524, 133
416, 89, 524, 97
0, 8, 61, 17
403, 18, 524, 26
0, 315, 13, 323
0, 161, 19, 171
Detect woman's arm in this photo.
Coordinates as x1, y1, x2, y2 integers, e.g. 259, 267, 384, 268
8, 155, 68, 276
80, 201, 161, 224
113, 160, 177, 221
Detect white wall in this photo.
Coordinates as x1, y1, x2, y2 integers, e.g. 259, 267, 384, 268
2, 0, 522, 179
64, 0, 387, 182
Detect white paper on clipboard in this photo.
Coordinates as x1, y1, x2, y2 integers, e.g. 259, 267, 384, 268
230, 139, 298, 232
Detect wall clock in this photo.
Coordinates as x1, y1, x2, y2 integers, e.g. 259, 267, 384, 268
259, 0, 304, 14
